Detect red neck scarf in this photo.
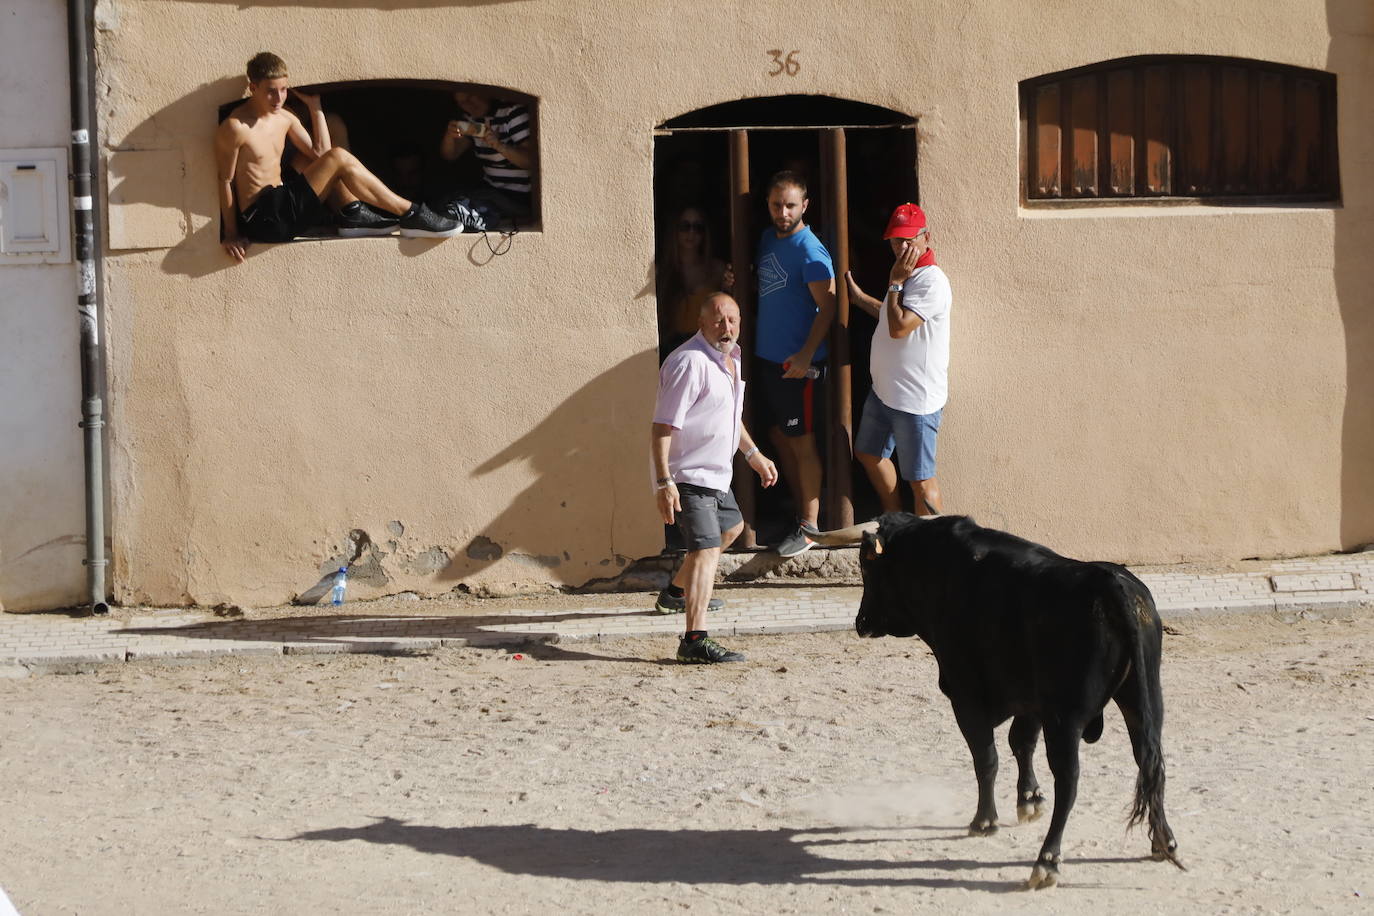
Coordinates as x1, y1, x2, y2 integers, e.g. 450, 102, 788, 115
916, 247, 937, 268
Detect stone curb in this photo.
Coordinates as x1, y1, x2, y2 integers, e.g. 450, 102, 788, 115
4, 555, 1373, 673
3, 598, 1370, 674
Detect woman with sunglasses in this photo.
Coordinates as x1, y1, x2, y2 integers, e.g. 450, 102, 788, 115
657, 206, 735, 356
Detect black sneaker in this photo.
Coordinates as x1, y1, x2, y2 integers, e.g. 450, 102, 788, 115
336, 201, 399, 237
774, 524, 816, 558
654, 589, 724, 615
398, 203, 463, 238
676, 636, 745, 664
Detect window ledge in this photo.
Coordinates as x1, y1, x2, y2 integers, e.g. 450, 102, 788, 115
1019, 199, 1340, 219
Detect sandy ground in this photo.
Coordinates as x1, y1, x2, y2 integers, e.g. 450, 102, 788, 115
2, 611, 1372, 915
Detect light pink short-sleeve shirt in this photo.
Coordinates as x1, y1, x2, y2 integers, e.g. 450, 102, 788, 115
652, 332, 745, 492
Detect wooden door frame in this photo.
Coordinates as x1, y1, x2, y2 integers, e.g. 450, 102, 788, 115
655, 117, 913, 545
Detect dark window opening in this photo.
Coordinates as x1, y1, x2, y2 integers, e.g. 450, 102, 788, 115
1020, 56, 1339, 205
654, 95, 919, 546
216, 79, 540, 240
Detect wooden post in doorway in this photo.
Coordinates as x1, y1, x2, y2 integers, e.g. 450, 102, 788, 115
823, 128, 854, 529
728, 129, 758, 549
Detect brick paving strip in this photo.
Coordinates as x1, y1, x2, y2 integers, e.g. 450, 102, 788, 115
2, 551, 1371, 676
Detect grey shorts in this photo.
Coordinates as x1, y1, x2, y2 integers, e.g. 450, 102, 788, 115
675, 483, 743, 550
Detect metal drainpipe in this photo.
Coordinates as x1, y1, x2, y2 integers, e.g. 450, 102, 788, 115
68, 0, 109, 615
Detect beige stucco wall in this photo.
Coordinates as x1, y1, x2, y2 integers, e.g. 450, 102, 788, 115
92, 0, 1373, 607
0, 0, 89, 612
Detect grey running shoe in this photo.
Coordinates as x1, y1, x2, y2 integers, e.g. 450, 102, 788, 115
336, 201, 399, 237
398, 202, 463, 238
654, 589, 724, 614
774, 524, 816, 558
676, 636, 745, 664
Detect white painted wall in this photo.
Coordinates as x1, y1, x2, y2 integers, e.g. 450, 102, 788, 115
0, 0, 87, 611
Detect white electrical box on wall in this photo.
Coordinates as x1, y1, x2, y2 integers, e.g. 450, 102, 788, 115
0, 147, 72, 265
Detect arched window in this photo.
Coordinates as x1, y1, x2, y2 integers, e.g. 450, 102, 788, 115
1019, 56, 1338, 205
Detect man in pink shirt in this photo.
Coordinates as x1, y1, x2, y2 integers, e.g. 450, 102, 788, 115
652, 294, 779, 663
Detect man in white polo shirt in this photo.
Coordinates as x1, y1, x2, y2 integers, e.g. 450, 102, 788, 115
651, 293, 779, 663
843, 203, 952, 516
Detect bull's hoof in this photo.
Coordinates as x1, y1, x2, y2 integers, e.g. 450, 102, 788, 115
1016, 792, 1045, 823
1152, 839, 1186, 870
967, 817, 999, 836
1025, 862, 1060, 890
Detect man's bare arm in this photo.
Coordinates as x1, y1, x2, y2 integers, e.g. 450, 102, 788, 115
291, 92, 330, 157
781, 277, 837, 378
214, 119, 248, 263
489, 132, 535, 171
737, 425, 778, 488
285, 110, 323, 164
843, 270, 883, 319
651, 423, 680, 524
885, 246, 925, 339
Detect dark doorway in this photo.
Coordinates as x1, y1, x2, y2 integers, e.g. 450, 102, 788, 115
653, 96, 917, 549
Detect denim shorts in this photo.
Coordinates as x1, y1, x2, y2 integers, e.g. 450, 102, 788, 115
675, 483, 744, 550
854, 390, 942, 481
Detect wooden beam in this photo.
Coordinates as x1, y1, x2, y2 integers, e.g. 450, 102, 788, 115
728, 129, 758, 549
824, 128, 854, 529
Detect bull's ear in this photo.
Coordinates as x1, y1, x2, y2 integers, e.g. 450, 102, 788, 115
860, 531, 884, 560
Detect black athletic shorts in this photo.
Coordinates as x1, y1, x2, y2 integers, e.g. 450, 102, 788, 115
675, 483, 743, 551
751, 358, 826, 438
239, 171, 327, 243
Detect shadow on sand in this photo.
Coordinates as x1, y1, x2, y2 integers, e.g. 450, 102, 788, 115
119, 609, 679, 663
283, 818, 1105, 891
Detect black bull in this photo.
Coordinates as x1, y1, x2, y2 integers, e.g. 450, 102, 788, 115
811, 513, 1185, 888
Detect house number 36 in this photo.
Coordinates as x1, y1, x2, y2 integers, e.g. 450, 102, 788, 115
767, 50, 801, 77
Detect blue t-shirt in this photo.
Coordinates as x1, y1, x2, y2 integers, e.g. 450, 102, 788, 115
755, 226, 834, 364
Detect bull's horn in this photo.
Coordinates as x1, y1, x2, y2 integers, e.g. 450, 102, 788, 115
803, 520, 880, 546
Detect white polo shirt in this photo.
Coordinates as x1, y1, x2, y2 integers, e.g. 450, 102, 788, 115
869, 264, 952, 416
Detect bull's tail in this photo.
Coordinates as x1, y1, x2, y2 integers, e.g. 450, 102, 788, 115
1111, 572, 1186, 871
1127, 721, 1184, 870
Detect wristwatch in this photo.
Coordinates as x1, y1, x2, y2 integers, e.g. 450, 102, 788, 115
887, 283, 903, 293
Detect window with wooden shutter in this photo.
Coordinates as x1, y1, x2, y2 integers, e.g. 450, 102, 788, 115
1020, 56, 1339, 205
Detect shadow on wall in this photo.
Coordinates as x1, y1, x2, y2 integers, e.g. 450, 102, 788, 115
1329, 0, 1374, 549
437, 348, 662, 586
101, 75, 244, 280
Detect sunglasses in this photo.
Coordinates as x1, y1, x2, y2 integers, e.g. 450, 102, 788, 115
677, 220, 706, 232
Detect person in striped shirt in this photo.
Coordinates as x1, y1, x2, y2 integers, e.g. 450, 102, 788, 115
439, 90, 535, 225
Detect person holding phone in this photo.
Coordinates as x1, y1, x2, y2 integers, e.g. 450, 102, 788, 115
438, 89, 536, 227
843, 203, 951, 517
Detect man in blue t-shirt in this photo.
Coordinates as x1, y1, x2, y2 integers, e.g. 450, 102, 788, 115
753, 171, 836, 557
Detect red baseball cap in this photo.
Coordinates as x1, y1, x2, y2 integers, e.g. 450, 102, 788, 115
883, 203, 928, 240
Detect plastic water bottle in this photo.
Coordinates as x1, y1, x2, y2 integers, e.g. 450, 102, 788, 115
782, 360, 822, 379
329, 567, 348, 606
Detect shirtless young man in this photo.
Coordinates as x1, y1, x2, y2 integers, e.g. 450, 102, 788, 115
216, 52, 460, 262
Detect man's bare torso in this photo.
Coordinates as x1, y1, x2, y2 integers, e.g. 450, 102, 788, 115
224, 102, 298, 209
